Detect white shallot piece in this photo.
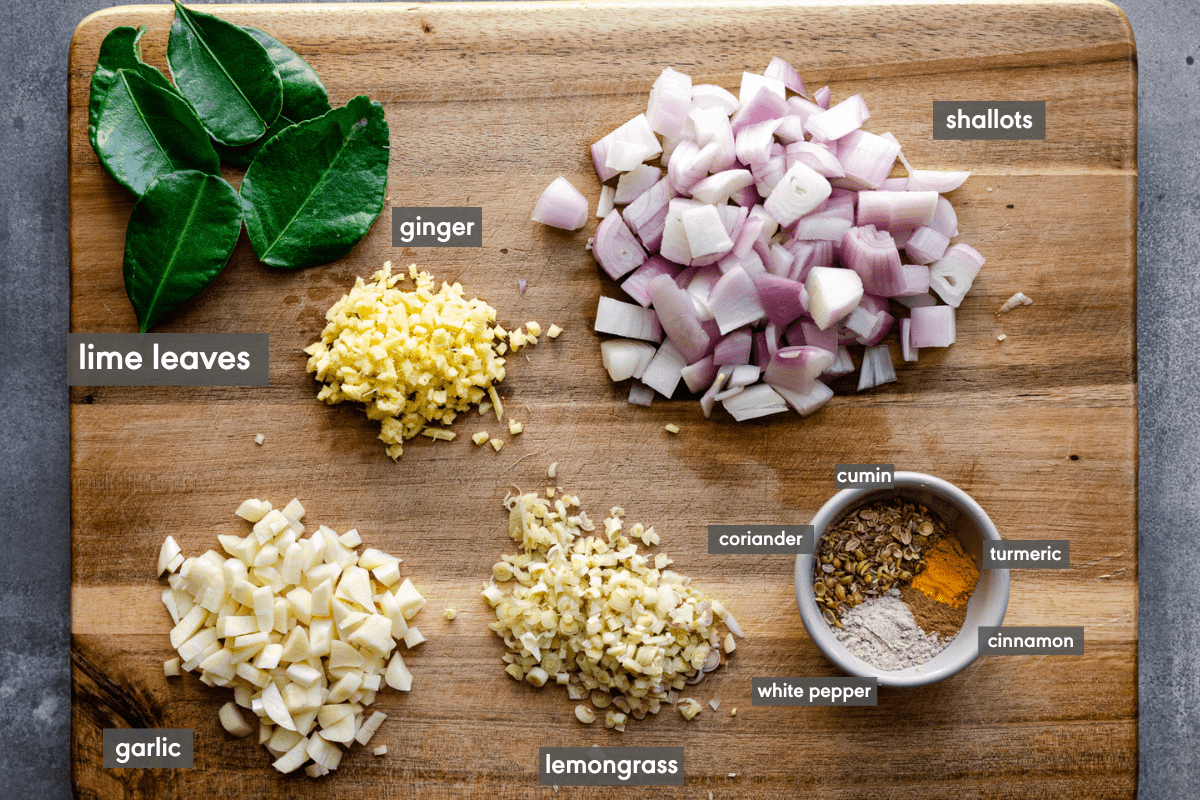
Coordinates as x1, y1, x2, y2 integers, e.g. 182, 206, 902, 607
997, 291, 1033, 315
574, 58, 987, 420
532, 177, 589, 230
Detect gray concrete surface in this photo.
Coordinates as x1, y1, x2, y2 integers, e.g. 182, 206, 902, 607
0, 0, 1191, 796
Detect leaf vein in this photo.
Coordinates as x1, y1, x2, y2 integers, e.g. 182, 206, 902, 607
142, 179, 210, 330
121, 72, 175, 175
258, 126, 366, 262
179, 7, 267, 129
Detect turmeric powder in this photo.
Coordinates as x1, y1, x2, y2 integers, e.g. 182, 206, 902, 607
910, 536, 979, 608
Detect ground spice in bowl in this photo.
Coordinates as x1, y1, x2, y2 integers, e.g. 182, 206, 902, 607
910, 536, 979, 608
899, 585, 965, 639
814, 497, 981, 671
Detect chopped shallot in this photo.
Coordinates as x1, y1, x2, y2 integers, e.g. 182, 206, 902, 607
997, 292, 1033, 315
571, 60, 986, 423
532, 177, 589, 230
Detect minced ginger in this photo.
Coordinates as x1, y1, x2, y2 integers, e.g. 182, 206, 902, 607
305, 262, 554, 460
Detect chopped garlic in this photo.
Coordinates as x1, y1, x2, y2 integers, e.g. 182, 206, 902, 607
526, 321, 542, 337
254, 434, 265, 445
158, 498, 426, 777
547, 324, 563, 339
508, 419, 523, 435
373, 745, 387, 756
157, 536, 182, 576
664, 423, 680, 434
355, 711, 387, 745
472, 432, 490, 446
478, 401, 493, 416
730, 707, 737, 717
443, 607, 457, 620
220, 702, 254, 737
548, 462, 558, 479
491, 439, 504, 452
709, 698, 721, 711
164, 658, 181, 677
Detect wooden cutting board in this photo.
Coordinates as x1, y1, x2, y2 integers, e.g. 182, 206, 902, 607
68, 2, 1137, 797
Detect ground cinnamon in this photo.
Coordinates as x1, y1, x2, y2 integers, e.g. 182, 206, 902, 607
900, 584, 967, 640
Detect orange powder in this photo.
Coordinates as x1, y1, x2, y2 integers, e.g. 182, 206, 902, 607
910, 536, 979, 608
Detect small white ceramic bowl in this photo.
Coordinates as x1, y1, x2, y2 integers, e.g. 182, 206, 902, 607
794, 471, 1009, 687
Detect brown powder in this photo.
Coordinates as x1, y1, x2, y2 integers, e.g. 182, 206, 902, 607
900, 584, 967, 640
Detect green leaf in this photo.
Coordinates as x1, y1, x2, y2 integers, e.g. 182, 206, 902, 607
95, 68, 220, 197
167, 2, 282, 147
123, 170, 243, 332
243, 27, 330, 123
241, 95, 389, 270
88, 26, 180, 151
212, 116, 289, 169
213, 26, 332, 168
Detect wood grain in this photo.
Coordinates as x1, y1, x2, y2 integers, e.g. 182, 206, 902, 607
69, 2, 1137, 798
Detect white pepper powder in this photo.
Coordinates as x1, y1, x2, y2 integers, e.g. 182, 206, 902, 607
833, 589, 946, 670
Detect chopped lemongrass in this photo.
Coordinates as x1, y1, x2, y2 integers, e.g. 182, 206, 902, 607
665, 423, 681, 434
486, 485, 738, 731
575, 705, 596, 724
679, 698, 702, 720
